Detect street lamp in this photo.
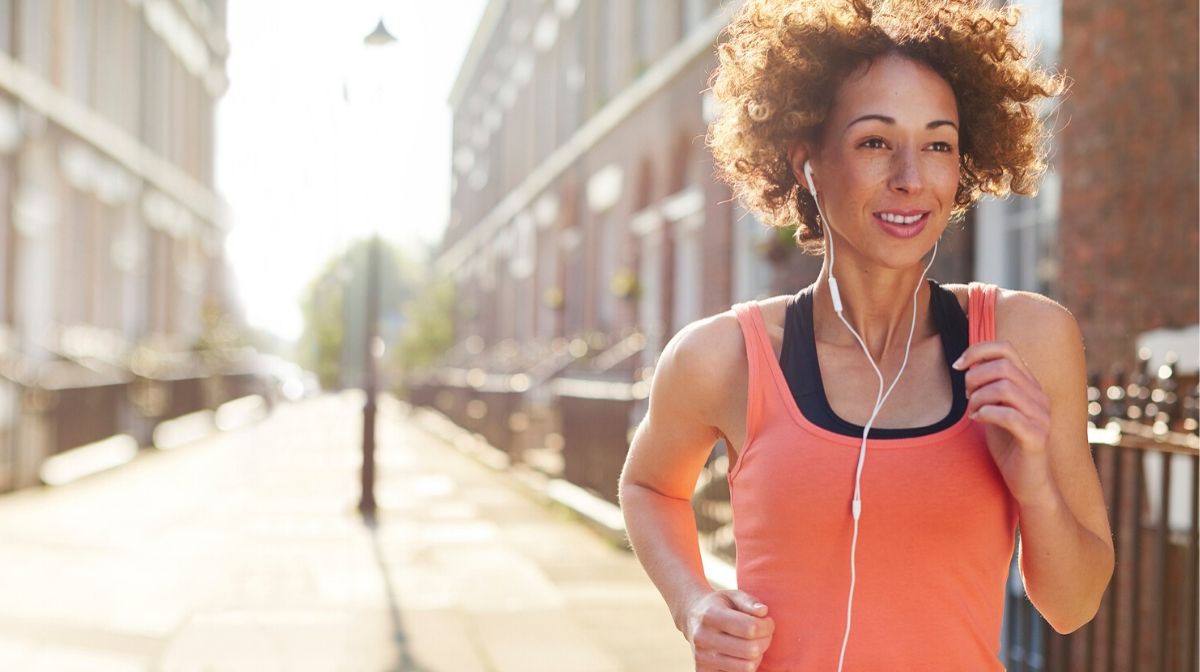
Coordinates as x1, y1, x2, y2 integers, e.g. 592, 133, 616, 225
358, 16, 396, 523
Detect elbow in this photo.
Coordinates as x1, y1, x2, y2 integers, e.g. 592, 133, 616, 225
1048, 552, 1115, 635
1047, 606, 1098, 635
1044, 592, 1102, 635
616, 473, 639, 508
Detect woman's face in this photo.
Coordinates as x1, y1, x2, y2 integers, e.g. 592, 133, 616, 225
794, 53, 962, 270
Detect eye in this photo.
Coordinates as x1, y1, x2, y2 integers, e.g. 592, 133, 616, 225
859, 137, 888, 149
930, 141, 956, 153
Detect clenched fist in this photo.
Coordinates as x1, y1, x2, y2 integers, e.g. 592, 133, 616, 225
683, 590, 775, 671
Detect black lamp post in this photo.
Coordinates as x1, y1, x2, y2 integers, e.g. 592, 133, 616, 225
359, 17, 396, 522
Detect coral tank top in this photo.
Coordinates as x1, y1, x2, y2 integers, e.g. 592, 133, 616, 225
727, 282, 1016, 671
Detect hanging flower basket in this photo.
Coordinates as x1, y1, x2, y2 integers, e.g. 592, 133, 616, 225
756, 224, 798, 263
610, 268, 640, 300
543, 286, 564, 310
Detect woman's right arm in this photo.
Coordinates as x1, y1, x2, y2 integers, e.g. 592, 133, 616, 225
618, 314, 774, 671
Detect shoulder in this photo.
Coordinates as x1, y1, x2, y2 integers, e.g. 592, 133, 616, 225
943, 282, 1085, 384
940, 282, 1080, 334
994, 287, 1078, 328
653, 297, 791, 412
992, 288, 1087, 387
655, 308, 747, 407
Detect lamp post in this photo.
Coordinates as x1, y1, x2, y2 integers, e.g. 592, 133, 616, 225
358, 16, 396, 522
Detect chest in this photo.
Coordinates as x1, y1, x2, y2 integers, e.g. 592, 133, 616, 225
815, 334, 955, 429
716, 330, 956, 464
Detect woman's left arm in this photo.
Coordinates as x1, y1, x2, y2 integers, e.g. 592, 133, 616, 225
953, 292, 1115, 635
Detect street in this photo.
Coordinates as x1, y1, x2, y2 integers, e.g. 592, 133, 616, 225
0, 392, 693, 672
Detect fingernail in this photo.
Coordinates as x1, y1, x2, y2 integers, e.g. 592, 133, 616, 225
951, 356, 965, 370
753, 603, 765, 610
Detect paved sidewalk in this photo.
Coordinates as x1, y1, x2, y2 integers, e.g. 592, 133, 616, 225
0, 392, 695, 671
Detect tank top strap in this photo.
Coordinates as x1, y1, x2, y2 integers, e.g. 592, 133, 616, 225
967, 282, 999, 345
730, 301, 776, 450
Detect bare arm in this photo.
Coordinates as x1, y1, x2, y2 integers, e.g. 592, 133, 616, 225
964, 293, 1115, 634
1012, 300, 1114, 633
619, 314, 775, 670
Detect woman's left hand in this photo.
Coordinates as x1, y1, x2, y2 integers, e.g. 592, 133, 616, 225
954, 340, 1055, 507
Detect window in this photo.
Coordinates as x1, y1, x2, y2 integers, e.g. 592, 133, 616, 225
681, 0, 709, 36
66, 0, 96, 102
974, 168, 1060, 294
595, 214, 617, 332
0, 0, 12, 55
638, 225, 664, 363
672, 213, 703, 332
731, 203, 773, 302
559, 17, 584, 144
635, 0, 657, 71
974, 0, 1063, 295
588, 1, 612, 111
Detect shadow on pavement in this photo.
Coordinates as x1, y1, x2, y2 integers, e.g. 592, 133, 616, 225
365, 515, 431, 672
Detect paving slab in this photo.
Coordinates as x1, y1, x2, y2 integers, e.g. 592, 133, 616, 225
0, 393, 695, 671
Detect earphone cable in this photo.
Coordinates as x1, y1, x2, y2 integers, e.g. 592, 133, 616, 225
806, 172, 938, 671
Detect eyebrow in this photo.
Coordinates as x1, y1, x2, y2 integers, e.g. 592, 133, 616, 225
845, 114, 959, 132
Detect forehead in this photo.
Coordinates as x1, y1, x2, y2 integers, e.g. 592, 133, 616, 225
828, 53, 959, 128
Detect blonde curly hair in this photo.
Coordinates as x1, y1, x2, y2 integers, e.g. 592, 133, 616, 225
706, 0, 1069, 254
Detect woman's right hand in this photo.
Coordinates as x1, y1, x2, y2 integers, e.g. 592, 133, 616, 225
683, 590, 775, 671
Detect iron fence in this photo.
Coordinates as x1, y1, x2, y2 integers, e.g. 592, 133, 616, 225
411, 345, 1199, 669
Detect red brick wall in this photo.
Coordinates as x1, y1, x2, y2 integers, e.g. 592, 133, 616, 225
1059, 0, 1200, 371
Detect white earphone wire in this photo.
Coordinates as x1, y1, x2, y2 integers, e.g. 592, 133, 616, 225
805, 162, 939, 671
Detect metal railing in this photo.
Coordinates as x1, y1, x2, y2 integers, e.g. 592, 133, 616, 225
1001, 358, 1199, 671
0, 353, 272, 493
409, 345, 1199, 670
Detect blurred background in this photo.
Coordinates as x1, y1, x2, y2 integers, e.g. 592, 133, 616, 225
0, 0, 1195, 670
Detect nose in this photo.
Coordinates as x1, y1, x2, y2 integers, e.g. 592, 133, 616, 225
888, 148, 923, 194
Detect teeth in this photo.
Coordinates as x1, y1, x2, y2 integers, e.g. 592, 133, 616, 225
879, 212, 923, 224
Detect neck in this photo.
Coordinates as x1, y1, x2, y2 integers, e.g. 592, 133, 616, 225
811, 257, 936, 363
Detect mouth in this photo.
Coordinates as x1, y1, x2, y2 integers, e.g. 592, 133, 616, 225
873, 211, 930, 239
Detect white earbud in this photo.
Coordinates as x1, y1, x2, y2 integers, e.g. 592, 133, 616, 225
803, 159, 818, 198
804, 160, 845, 314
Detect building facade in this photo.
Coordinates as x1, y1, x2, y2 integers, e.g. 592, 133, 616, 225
431, 1, 1198, 668
0, 0, 234, 490
1059, 0, 1199, 371
434, 0, 1043, 445
442, 0, 762, 373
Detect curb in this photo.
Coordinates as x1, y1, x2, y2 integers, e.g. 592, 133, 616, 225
403, 403, 736, 590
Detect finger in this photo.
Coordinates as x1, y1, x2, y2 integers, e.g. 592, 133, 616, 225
966, 378, 1045, 421
707, 608, 774, 640
695, 647, 766, 672
963, 357, 1042, 400
724, 591, 769, 617
970, 404, 1047, 445
953, 340, 1034, 377
694, 630, 772, 661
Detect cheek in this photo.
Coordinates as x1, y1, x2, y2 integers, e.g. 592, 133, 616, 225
831, 162, 889, 200
932, 162, 961, 200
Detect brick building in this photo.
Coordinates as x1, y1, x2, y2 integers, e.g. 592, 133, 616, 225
0, 0, 236, 490
434, 0, 1081, 416
428, 2, 1197, 667
441, 0, 764, 371
1058, 0, 1199, 370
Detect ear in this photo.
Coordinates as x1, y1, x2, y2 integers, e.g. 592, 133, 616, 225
787, 143, 816, 194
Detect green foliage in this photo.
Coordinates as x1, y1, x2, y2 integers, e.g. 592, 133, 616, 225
393, 274, 456, 391
296, 238, 421, 390
298, 266, 343, 389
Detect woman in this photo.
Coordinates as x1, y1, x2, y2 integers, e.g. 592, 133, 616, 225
617, 1, 1114, 670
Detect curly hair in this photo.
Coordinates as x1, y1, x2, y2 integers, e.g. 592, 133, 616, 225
707, 0, 1069, 254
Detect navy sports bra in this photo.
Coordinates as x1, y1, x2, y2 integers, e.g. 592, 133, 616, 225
780, 279, 969, 439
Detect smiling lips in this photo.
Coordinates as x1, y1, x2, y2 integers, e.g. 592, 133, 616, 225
873, 210, 929, 224
873, 210, 930, 239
